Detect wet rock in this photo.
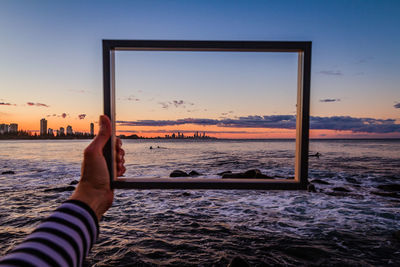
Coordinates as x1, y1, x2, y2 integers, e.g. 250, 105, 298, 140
393, 230, 400, 241
307, 184, 316, 192
1, 170, 15, 175
190, 222, 200, 228
169, 170, 189, 177
333, 187, 351, 192
310, 179, 330, 185
69, 180, 79, 185
228, 257, 249, 267
181, 192, 191, 197
222, 169, 271, 179
345, 177, 361, 184
217, 171, 232, 176
377, 184, 400, 192
44, 186, 75, 192
371, 191, 400, 199
189, 170, 200, 176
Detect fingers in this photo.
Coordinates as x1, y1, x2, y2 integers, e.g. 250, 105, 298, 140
86, 115, 112, 154
116, 137, 126, 177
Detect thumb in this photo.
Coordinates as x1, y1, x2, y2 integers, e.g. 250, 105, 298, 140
90, 115, 111, 152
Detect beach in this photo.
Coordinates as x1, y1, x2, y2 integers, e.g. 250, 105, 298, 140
0, 139, 399, 266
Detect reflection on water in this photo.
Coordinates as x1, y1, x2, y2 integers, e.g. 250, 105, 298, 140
0, 139, 400, 266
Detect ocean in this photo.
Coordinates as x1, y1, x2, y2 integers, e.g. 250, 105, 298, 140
0, 139, 399, 266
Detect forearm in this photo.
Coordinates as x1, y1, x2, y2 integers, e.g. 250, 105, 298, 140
0, 200, 99, 267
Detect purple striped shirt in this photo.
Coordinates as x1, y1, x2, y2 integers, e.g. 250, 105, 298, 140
0, 200, 99, 267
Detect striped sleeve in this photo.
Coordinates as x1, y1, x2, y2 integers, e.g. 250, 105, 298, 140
0, 199, 99, 267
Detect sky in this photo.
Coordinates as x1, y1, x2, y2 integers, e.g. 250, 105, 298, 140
0, 0, 399, 138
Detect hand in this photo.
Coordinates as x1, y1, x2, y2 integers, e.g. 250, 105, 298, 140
70, 115, 125, 220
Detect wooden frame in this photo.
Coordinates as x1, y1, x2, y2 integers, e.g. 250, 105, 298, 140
103, 40, 311, 190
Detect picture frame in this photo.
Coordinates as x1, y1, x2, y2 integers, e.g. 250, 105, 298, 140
103, 40, 311, 190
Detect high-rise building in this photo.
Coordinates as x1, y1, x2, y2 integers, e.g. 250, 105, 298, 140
60, 127, 65, 136
90, 123, 94, 136
0, 124, 8, 134
9, 123, 18, 133
66, 125, 73, 135
40, 118, 47, 136
48, 128, 53, 136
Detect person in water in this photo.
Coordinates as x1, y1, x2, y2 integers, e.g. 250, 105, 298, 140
0, 115, 126, 267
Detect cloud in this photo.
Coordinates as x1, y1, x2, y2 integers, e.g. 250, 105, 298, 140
320, 98, 341, 103
355, 56, 374, 64
318, 70, 343, 76
0, 102, 12, 106
117, 114, 400, 134
27, 102, 49, 107
394, 103, 400, 109
69, 89, 87, 94
78, 114, 86, 120
158, 100, 194, 109
61, 113, 67, 118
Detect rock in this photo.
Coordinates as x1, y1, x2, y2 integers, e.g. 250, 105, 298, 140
377, 184, 400, 192
371, 191, 400, 199
189, 170, 200, 176
222, 169, 271, 179
181, 192, 191, 197
310, 179, 330, 185
307, 184, 316, 192
44, 186, 75, 192
393, 230, 400, 241
217, 171, 232, 176
333, 187, 351, 192
345, 177, 361, 184
169, 170, 189, 177
228, 257, 249, 267
190, 222, 200, 228
1, 170, 15, 175
69, 180, 79, 185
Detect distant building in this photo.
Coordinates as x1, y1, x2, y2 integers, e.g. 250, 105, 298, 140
90, 123, 94, 136
40, 118, 47, 136
48, 128, 53, 136
60, 127, 65, 136
9, 123, 18, 133
66, 125, 73, 135
0, 124, 8, 134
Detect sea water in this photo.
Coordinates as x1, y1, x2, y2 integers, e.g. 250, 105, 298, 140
0, 139, 399, 266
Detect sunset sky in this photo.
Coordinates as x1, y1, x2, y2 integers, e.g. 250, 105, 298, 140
1, 0, 399, 138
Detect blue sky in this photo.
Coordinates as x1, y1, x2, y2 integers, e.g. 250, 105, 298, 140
0, 0, 399, 137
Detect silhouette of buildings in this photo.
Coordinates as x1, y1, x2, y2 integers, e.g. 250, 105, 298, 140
40, 118, 47, 136
48, 128, 53, 136
66, 125, 73, 135
0, 124, 9, 134
90, 123, 94, 136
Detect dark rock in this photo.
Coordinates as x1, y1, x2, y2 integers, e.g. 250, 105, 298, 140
228, 257, 249, 267
44, 186, 75, 192
310, 179, 330, 185
169, 170, 189, 177
188, 170, 200, 176
1, 170, 15, 175
307, 184, 316, 192
69, 180, 79, 185
217, 171, 232, 176
181, 192, 191, 197
222, 169, 271, 179
371, 191, 400, 199
377, 184, 400, 192
190, 222, 200, 228
333, 187, 351, 192
222, 173, 244, 178
393, 230, 400, 241
345, 177, 361, 184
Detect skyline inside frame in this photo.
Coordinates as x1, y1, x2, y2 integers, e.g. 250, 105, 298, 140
103, 40, 311, 190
